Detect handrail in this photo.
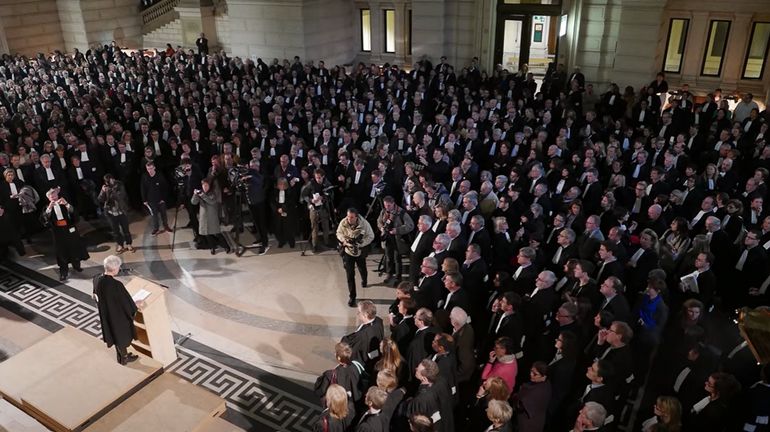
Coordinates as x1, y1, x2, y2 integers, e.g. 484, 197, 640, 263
141, 0, 180, 26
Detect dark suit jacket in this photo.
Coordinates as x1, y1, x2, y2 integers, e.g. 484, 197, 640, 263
415, 273, 445, 311
406, 326, 438, 375
582, 181, 603, 216
595, 259, 624, 284
511, 264, 538, 296
392, 316, 417, 356
409, 230, 436, 282
341, 317, 384, 370
601, 294, 631, 324
452, 324, 476, 383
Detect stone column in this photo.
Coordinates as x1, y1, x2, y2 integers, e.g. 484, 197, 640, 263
721, 13, 753, 90
679, 11, 709, 86
0, 16, 8, 55
411, 0, 445, 65
610, 0, 667, 87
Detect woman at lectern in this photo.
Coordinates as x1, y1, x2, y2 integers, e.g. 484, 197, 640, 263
92, 255, 140, 365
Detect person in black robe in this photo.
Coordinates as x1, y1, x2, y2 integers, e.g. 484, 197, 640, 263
92, 254, 139, 365
44, 187, 89, 281
404, 359, 448, 432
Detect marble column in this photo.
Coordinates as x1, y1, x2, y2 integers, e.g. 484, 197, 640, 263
0, 16, 8, 55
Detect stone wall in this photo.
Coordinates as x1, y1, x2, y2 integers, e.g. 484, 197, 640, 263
302, 0, 354, 66
57, 0, 88, 53
80, 0, 142, 49
0, 0, 64, 56
220, 0, 305, 61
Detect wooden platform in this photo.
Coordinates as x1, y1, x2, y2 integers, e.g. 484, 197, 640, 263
84, 374, 230, 432
0, 326, 163, 432
0, 399, 47, 432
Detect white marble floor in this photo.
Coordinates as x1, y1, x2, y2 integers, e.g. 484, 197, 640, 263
16, 210, 396, 385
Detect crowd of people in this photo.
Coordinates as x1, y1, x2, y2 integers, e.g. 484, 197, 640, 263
0, 41, 769, 432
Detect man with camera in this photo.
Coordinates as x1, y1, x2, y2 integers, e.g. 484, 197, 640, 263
98, 174, 135, 253
377, 195, 415, 287
303, 168, 334, 254
175, 156, 203, 237
336, 208, 374, 307
241, 159, 269, 255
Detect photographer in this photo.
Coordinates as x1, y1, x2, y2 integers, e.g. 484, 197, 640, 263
336, 208, 374, 307
174, 156, 203, 239
242, 159, 269, 255
377, 195, 415, 286
191, 177, 231, 255
98, 174, 134, 253
302, 168, 334, 254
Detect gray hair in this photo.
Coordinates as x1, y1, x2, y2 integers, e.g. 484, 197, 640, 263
435, 233, 451, 248
103, 254, 122, 274
450, 307, 469, 326
418, 214, 433, 226
582, 402, 607, 427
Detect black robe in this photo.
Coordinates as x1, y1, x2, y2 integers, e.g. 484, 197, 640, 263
46, 203, 89, 265
93, 274, 137, 349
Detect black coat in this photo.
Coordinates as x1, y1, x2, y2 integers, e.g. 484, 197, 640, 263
46, 203, 89, 265
341, 317, 384, 371
92, 274, 137, 349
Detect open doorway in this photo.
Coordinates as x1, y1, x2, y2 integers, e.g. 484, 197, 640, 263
496, 13, 559, 77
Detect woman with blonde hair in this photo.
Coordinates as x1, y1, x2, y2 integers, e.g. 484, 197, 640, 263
470, 376, 511, 430
375, 337, 405, 383
642, 395, 682, 431
441, 257, 459, 274
314, 384, 354, 432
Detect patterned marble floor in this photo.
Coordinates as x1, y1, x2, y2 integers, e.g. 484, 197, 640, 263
0, 261, 322, 431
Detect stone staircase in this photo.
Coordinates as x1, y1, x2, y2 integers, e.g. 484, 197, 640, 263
143, 19, 183, 49
141, 0, 182, 49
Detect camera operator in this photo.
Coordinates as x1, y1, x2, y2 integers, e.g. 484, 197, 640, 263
336, 208, 374, 307
175, 156, 203, 239
241, 159, 269, 255
98, 174, 135, 253
377, 195, 415, 286
302, 168, 334, 254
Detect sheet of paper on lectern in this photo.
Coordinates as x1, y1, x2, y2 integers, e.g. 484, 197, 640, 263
132, 288, 151, 302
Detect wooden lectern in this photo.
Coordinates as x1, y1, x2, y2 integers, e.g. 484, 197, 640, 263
123, 277, 177, 367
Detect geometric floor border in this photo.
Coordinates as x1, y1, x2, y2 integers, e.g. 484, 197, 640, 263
0, 263, 322, 432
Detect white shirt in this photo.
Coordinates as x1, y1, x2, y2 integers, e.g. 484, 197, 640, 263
53, 203, 64, 220
45, 167, 55, 180
411, 231, 423, 252
9, 183, 18, 196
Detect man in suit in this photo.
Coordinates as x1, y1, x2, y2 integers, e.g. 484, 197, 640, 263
595, 241, 624, 284
461, 243, 488, 317
523, 271, 560, 362
415, 256, 445, 311
445, 221, 467, 263
435, 272, 470, 332
195, 33, 209, 56
511, 246, 539, 296
428, 233, 451, 270
689, 195, 717, 235
357, 387, 388, 432
409, 215, 436, 283
576, 215, 604, 260
486, 291, 525, 358
341, 300, 384, 374
571, 260, 603, 312
679, 252, 717, 308
598, 276, 631, 324
406, 308, 438, 379
733, 229, 769, 308
548, 227, 578, 277
450, 307, 476, 385
391, 297, 418, 356
466, 215, 492, 262
573, 360, 617, 425
581, 168, 603, 216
